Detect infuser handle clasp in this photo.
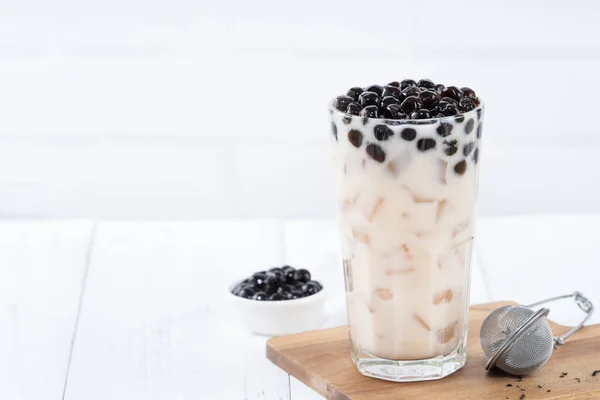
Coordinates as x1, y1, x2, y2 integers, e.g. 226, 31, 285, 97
526, 291, 594, 345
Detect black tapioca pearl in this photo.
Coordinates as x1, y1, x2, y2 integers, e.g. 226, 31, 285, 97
461, 87, 477, 99
473, 147, 479, 163
477, 122, 483, 138
346, 102, 362, 116
459, 97, 476, 112
342, 115, 352, 124
382, 85, 402, 100
443, 140, 458, 156
387, 81, 400, 87
436, 122, 453, 137
473, 97, 481, 106
383, 104, 405, 120
434, 84, 445, 94
335, 95, 354, 111
419, 90, 441, 109
441, 86, 463, 101
400, 79, 417, 90
348, 130, 363, 147
463, 142, 475, 156
346, 87, 364, 101
400, 96, 423, 114
380, 96, 400, 111
360, 105, 379, 119
465, 119, 475, 134
441, 96, 458, 106
418, 78, 435, 89
331, 122, 338, 140
441, 103, 459, 116
411, 109, 431, 119
477, 109, 483, 119
401, 128, 417, 141
417, 138, 437, 151
359, 91, 379, 107
454, 160, 467, 175
365, 85, 383, 96
374, 124, 394, 141
455, 115, 465, 123
366, 143, 386, 163
402, 86, 421, 98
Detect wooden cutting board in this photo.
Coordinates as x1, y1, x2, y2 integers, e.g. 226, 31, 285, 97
267, 301, 600, 399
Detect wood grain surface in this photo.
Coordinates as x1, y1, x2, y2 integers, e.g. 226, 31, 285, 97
267, 301, 600, 400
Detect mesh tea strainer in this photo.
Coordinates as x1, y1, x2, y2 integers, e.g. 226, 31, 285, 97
480, 291, 594, 375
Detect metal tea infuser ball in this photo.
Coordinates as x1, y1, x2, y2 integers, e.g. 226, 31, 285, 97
480, 291, 594, 375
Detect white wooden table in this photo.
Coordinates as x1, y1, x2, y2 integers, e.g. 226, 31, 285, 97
1, 216, 598, 400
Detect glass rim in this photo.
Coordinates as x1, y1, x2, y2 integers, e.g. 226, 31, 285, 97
328, 97, 484, 125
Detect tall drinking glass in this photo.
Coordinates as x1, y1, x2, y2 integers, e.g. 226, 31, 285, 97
329, 99, 483, 382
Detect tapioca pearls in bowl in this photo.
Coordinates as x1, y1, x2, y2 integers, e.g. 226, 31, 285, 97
229, 265, 327, 336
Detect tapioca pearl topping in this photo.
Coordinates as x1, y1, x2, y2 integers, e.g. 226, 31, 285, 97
359, 105, 378, 119
459, 97, 476, 112
359, 91, 379, 107
411, 109, 432, 120
380, 96, 400, 115
436, 122, 453, 137
402, 86, 421, 98
348, 129, 363, 148
333, 80, 481, 122
441, 103, 459, 116
400, 79, 417, 90
441, 86, 463, 101
463, 142, 475, 156
477, 109, 483, 119
346, 102, 362, 116
383, 104, 406, 120
418, 78, 435, 89
346, 87, 364, 101
477, 122, 483, 138
401, 128, 417, 141
432, 101, 459, 117
374, 125, 394, 141
335, 95, 354, 111
331, 122, 338, 141
419, 90, 441, 109
417, 138, 437, 151
455, 115, 465, 123
441, 96, 458, 106
461, 87, 476, 99
366, 143, 386, 163
473, 148, 479, 163
382, 85, 403, 100
443, 140, 458, 156
365, 84, 383, 97
400, 96, 423, 114
465, 119, 475, 134
454, 160, 467, 175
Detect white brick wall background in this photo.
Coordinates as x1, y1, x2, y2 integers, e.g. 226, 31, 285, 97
1, 0, 600, 218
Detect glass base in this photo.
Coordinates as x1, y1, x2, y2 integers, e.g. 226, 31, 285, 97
352, 341, 467, 382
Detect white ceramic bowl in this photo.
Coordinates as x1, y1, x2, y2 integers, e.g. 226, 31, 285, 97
228, 280, 328, 336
